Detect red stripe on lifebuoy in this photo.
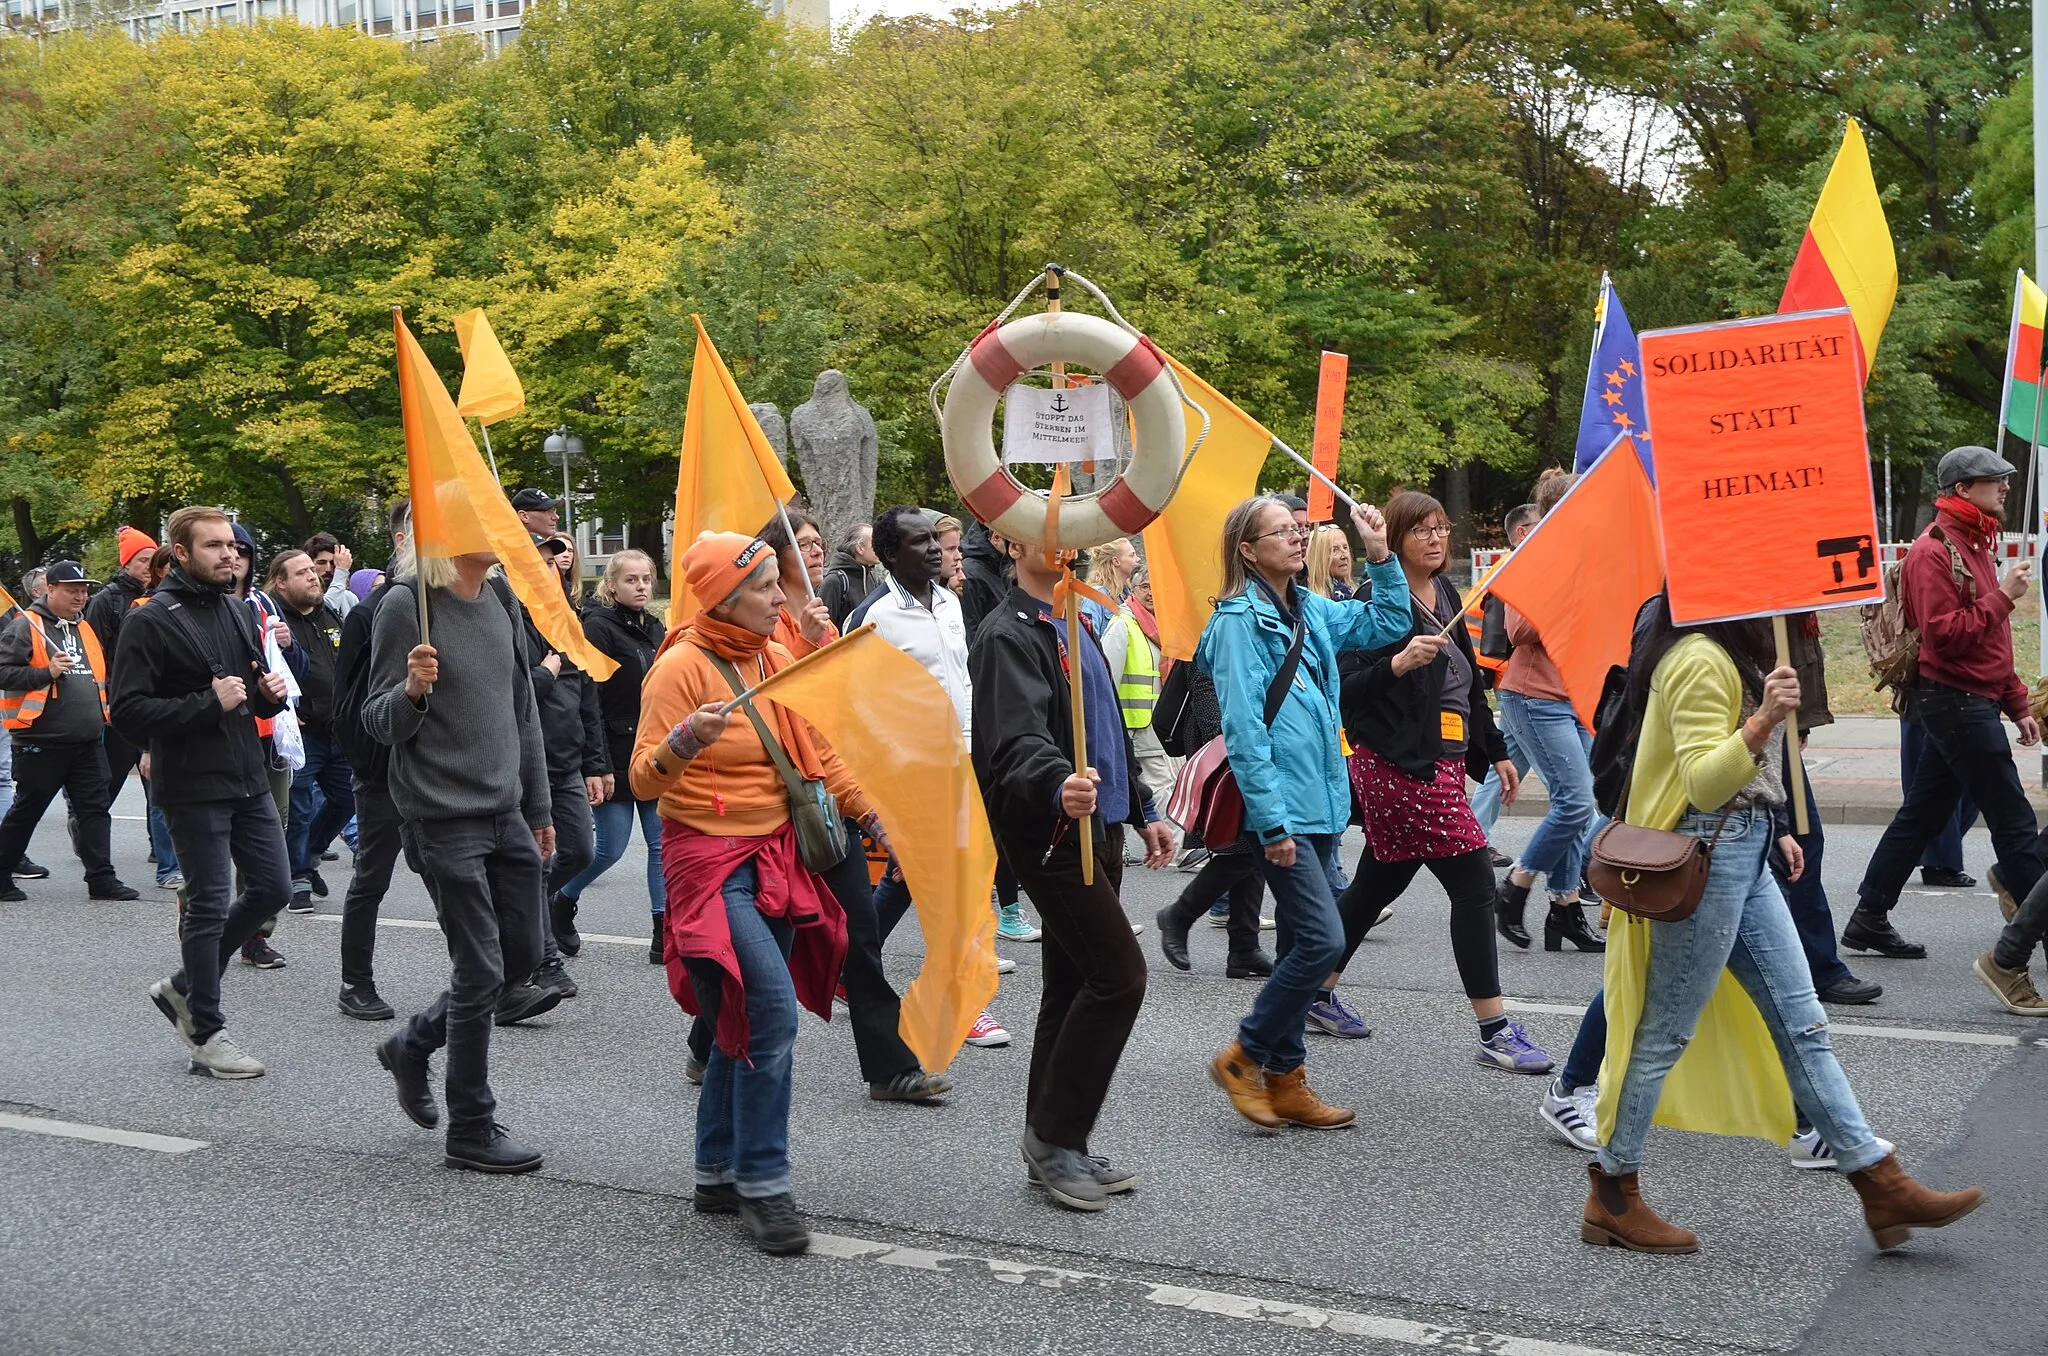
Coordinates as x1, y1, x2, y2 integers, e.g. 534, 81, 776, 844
1104, 333, 1165, 399
1098, 478, 1160, 534
961, 469, 1024, 526
970, 331, 1026, 391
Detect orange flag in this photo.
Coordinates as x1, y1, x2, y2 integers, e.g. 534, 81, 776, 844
1480, 435, 1663, 727
1307, 351, 1347, 522
393, 311, 618, 680
453, 308, 526, 426
1779, 120, 1896, 383
747, 625, 999, 1072
1143, 354, 1275, 660
670, 316, 799, 619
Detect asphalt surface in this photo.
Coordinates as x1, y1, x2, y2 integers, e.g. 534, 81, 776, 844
4, 786, 2046, 1356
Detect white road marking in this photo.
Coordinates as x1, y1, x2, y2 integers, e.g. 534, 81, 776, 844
1503, 999, 2020, 1047
808, 1232, 1642, 1356
0, 1111, 207, 1154
304, 913, 648, 947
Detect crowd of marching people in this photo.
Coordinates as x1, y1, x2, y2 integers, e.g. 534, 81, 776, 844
13, 448, 2028, 1258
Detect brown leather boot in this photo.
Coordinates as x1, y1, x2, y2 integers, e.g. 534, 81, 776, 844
1265, 1066, 1355, 1129
1209, 1041, 1282, 1130
1580, 1165, 1699, 1254
1845, 1153, 1985, 1249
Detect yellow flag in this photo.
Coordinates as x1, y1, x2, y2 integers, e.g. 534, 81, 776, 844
1143, 354, 1275, 660
671, 316, 799, 619
453, 308, 526, 426
751, 626, 999, 1073
394, 312, 618, 680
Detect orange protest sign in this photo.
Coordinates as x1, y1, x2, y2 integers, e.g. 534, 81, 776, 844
1638, 308, 1882, 625
1307, 351, 1347, 522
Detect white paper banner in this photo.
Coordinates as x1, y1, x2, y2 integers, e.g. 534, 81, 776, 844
1001, 382, 1113, 465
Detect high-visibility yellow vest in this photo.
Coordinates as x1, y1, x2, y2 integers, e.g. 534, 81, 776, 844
0, 612, 108, 731
1116, 609, 1159, 729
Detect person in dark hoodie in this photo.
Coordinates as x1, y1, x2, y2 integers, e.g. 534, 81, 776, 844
115, 506, 292, 1080
525, 529, 606, 1002
959, 520, 1011, 641
0, 561, 137, 902
820, 522, 882, 630
266, 549, 352, 914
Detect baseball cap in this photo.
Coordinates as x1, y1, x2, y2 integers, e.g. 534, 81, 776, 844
510, 488, 562, 512
1936, 445, 2017, 492
532, 533, 569, 557
44, 561, 99, 588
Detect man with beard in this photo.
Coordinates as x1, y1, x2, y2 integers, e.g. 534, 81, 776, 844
269, 550, 353, 914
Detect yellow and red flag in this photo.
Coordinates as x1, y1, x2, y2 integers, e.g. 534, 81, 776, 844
2000, 270, 2048, 444
1143, 355, 1275, 661
1778, 119, 1896, 383
670, 316, 798, 619
452, 308, 526, 426
746, 625, 999, 1072
393, 311, 617, 679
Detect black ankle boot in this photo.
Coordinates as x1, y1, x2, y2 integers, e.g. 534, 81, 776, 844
1544, 901, 1605, 952
1841, 905, 1927, 959
1226, 948, 1273, 978
1496, 875, 1532, 949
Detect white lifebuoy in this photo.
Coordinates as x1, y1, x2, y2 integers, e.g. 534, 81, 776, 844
941, 311, 1184, 550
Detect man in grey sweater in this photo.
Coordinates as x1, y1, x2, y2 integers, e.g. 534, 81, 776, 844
364, 548, 557, 1174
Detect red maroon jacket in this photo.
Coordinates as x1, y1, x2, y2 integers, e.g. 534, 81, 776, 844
1902, 505, 2029, 721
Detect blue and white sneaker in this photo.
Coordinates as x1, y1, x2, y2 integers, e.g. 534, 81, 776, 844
1789, 1128, 1894, 1171
1540, 1077, 1599, 1151
1477, 1020, 1554, 1074
996, 903, 1042, 942
1305, 994, 1372, 1038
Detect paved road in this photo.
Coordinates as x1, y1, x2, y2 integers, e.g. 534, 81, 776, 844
4, 788, 2046, 1356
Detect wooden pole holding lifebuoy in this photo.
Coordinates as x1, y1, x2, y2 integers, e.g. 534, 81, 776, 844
1043, 265, 1096, 886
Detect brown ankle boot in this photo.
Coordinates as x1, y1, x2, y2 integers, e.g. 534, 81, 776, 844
1580, 1165, 1699, 1254
1209, 1041, 1282, 1130
1265, 1066, 1355, 1129
1845, 1153, 1985, 1249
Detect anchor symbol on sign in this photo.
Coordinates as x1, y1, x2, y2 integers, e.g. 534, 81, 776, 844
1049, 392, 1070, 414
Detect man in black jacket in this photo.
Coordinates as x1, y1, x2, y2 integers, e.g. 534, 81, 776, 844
114, 506, 292, 1081
0, 561, 136, 902
268, 549, 353, 912
969, 539, 1173, 1213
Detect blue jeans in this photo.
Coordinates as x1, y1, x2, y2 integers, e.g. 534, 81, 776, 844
1470, 724, 1528, 837
148, 798, 180, 883
1237, 833, 1345, 1074
560, 793, 665, 917
684, 862, 798, 1198
1598, 808, 1883, 1177
288, 726, 356, 882
1498, 691, 1595, 893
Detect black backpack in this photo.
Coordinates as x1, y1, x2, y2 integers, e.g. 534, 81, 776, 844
1155, 660, 1195, 758
1587, 595, 1667, 819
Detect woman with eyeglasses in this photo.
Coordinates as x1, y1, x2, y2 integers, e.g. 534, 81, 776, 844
1197, 494, 1411, 1131
1325, 492, 1552, 1074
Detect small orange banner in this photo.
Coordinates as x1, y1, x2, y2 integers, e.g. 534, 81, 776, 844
1307, 351, 1348, 522
1638, 308, 1883, 626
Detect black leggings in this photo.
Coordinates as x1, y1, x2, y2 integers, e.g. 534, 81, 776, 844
1335, 841, 1501, 1001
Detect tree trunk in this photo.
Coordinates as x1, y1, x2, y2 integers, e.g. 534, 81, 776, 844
11, 496, 40, 574
631, 519, 669, 587
276, 465, 315, 542
1440, 460, 1472, 582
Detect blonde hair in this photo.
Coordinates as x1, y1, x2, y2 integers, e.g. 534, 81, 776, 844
933, 514, 963, 538
1534, 468, 1577, 516
1304, 524, 1352, 599
1087, 536, 1135, 596
1217, 497, 1289, 601
595, 548, 655, 607
549, 533, 583, 605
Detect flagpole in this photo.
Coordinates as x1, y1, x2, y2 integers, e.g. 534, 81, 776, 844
1272, 436, 1358, 514
1996, 269, 2023, 457
716, 623, 876, 714
773, 499, 818, 603
477, 421, 499, 479
394, 306, 432, 697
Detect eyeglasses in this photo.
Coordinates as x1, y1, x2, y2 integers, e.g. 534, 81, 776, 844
1249, 525, 1312, 544
1406, 524, 1453, 540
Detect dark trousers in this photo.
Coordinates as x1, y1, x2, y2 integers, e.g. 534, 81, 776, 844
397, 810, 545, 1138
1859, 684, 2042, 914
100, 726, 141, 808
1003, 823, 1146, 1152
0, 738, 118, 890
288, 726, 356, 881
1335, 842, 1501, 1000
164, 793, 292, 1043
1901, 716, 1979, 872
1159, 848, 1265, 955
544, 774, 595, 896
1772, 757, 1853, 990
340, 779, 405, 990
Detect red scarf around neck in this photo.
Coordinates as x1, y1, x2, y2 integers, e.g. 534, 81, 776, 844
1934, 494, 2002, 542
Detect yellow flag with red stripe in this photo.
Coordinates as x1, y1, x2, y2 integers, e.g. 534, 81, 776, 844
1778, 119, 1896, 382
394, 311, 617, 680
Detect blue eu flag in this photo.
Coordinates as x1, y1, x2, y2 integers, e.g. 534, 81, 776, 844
1573, 277, 1653, 482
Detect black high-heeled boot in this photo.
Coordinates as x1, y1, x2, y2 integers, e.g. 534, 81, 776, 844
1544, 901, 1605, 953
1496, 875, 1532, 948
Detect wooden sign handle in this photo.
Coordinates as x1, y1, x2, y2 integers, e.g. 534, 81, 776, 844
1772, 614, 1809, 836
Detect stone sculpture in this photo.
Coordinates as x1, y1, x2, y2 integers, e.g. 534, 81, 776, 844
789, 370, 878, 546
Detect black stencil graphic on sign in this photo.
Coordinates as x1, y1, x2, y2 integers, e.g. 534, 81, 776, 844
1816, 535, 1878, 595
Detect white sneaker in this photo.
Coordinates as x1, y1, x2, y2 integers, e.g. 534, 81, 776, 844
1260, 914, 1276, 931
1540, 1078, 1599, 1151
1789, 1128, 1894, 1171
995, 955, 1017, 975
964, 1009, 1011, 1048
188, 1031, 265, 1080
1375, 906, 1394, 926
149, 978, 195, 1048
1130, 921, 1144, 937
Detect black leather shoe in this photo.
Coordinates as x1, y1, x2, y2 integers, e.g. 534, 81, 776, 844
649, 930, 666, 965
339, 985, 396, 1021
1155, 906, 1191, 971
1919, 867, 1976, 888
549, 891, 581, 957
1819, 975, 1884, 1004
89, 882, 141, 901
693, 1182, 742, 1214
1495, 876, 1533, 949
735, 1191, 810, 1255
1225, 949, 1274, 978
14, 856, 48, 880
1544, 902, 1605, 953
1841, 908, 1927, 959
1488, 848, 1512, 869
444, 1123, 542, 1174
375, 1033, 439, 1128
495, 981, 564, 1026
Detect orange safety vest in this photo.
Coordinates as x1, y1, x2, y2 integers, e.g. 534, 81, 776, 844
0, 613, 109, 731
1464, 563, 1508, 676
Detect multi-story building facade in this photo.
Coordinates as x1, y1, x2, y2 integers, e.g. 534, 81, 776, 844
4, 0, 824, 47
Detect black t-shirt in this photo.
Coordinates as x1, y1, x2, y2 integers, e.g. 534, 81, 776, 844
284, 603, 343, 730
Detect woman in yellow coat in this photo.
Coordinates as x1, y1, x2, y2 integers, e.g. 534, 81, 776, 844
1588, 595, 1984, 1254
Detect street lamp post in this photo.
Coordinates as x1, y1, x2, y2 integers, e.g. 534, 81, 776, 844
541, 426, 587, 532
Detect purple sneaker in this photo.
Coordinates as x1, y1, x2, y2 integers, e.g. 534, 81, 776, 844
1477, 1020, 1554, 1074
1305, 995, 1372, 1038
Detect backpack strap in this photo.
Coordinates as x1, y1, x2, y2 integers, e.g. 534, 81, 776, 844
1262, 614, 1306, 727
703, 650, 814, 804
161, 599, 232, 679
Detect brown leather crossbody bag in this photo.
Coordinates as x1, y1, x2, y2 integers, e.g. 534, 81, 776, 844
1586, 808, 1736, 924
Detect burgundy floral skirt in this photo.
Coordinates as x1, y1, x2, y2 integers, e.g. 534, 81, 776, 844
1348, 746, 1488, 864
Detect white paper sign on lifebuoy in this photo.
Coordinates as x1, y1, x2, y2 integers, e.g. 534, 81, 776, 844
1001, 382, 1113, 465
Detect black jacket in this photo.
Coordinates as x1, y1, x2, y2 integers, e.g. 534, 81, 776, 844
281, 601, 343, 731
581, 600, 664, 777
1338, 573, 1507, 785
821, 546, 880, 631
960, 522, 1011, 641
82, 570, 147, 677
523, 607, 608, 782
969, 585, 1148, 847
0, 602, 106, 744
109, 567, 286, 806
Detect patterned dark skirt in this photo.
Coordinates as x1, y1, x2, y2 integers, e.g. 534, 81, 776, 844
1348, 746, 1488, 864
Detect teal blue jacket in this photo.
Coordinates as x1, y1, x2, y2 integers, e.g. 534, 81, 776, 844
1194, 558, 1412, 840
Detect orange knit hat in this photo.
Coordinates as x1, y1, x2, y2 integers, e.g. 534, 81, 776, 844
117, 526, 157, 568
683, 531, 771, 611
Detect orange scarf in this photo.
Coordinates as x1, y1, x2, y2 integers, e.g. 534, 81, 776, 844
681, 611, 830, 781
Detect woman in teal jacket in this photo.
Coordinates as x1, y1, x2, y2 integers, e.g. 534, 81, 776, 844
1197, 494, 1410, 1131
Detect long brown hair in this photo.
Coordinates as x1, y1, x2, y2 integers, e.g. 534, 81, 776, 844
1217, 496, 1290, 601
1384, 491, 1451, 577
1534, 468, 1577, 516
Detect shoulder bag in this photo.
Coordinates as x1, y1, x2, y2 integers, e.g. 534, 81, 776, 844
1165, 612, 1306, 847
1586, 807, 1735, 923
706, 653, 848, 873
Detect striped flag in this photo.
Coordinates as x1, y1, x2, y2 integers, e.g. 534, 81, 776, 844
1999, 270, 2048, 446
1778, 119, 1896, 384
